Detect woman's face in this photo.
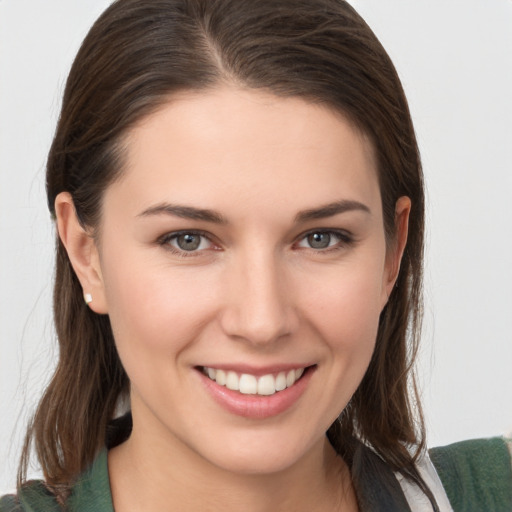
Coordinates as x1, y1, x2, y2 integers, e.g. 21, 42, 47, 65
85, 88, 406, 474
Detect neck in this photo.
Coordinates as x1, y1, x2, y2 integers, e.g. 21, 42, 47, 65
108, 419, 356, 512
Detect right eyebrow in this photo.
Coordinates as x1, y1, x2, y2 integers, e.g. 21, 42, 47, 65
294, 199, 371, 223
137, 203, 227, 224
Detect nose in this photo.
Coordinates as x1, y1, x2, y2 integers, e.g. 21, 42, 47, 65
219, 251, 297, 346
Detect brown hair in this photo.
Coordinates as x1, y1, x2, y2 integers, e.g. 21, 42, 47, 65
20, 0, 433, 507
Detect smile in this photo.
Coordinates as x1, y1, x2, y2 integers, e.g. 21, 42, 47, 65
201, 367, 306, 396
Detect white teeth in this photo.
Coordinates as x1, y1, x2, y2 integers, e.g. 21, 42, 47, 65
216, 369, 227, 386
239, 374, 257, 394
203, 366, 306, 396
257, 374, 276, 396
275, 372, 287, 391
226, 371, 239, 391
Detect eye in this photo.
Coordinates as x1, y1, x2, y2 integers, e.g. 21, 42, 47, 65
159, 231, 214, 254
296, 230, 352, 250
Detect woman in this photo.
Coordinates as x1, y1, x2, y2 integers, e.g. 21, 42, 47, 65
1, 1, 510, 511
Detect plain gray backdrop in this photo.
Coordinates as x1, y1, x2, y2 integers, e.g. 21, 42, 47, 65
1, 0, 511, 493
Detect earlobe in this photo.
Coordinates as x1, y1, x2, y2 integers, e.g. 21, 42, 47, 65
54, 192, 108, 314
382, 196, 411, 303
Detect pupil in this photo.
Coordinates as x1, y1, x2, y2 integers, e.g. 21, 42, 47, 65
308, 232, 330, 249
178, 234, 200, 251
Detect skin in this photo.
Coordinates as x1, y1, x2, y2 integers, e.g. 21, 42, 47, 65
56, 87, 410, 512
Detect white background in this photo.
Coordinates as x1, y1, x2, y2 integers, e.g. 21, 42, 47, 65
1, 0, 511, 494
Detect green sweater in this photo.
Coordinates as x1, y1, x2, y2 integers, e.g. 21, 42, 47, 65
0, 450, 113, 512
2, 437, 511, 511
429, 437, 512, 512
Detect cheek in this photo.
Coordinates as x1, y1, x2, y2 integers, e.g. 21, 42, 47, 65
101, 252, 217, 356
288, 264, 384, 429
322, 278, 381, 377
297, 258, 385, 398
299, 262, 385, 345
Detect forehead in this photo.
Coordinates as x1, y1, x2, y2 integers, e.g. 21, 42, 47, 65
108, 87, 381, 219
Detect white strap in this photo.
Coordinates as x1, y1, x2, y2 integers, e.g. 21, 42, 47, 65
394, 452, 454, 512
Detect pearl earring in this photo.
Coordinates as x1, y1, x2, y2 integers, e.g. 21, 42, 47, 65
84, 293, 93, 305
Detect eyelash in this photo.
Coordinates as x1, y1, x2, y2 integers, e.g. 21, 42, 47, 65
295, 229, 354, 252
157, 229, 354, 257
157, 230, 216, 257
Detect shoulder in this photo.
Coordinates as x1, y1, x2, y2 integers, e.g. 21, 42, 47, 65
0, 449, 113, 512
67, 449, 114, 512
0, 493, 20, 512
0, 481, 61, 512
429, 437, 512, 512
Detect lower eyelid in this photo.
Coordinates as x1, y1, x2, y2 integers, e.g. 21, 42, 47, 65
334, 233, 354, 244
158, 231, 214, 252
157, 230, 354, 254
296, 230, 354, 248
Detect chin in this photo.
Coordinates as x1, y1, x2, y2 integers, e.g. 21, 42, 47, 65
207, 451, 301, 476
191, 428, 322, 476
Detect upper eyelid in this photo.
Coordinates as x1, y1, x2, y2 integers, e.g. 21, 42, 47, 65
295, 228, 353, 241
157, 230, 218, 258
157, 230, 215, 251
156, 228, 354, 249
158, 229, 213, 243
293, 228, 355, 250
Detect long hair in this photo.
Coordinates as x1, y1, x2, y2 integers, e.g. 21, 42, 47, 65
20, 0, 431, 506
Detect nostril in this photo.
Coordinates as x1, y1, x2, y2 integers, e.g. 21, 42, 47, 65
219, 306, 297, 346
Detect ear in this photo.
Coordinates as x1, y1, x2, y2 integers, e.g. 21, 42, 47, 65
55, 192, 108, 314
382, 196, 411, 305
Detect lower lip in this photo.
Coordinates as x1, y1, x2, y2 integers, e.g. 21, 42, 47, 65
199, 367, 315, 419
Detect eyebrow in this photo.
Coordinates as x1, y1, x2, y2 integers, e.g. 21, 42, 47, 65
137, 203, 227, 224
294, 200, 371, 222
137, 199, 370, 224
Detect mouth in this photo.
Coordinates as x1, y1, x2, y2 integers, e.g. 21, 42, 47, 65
199, 366, 309, 396
197, 365, 315, 419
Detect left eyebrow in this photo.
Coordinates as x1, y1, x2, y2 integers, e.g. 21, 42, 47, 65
295, 200, 371, 223
137, 203, 227, 224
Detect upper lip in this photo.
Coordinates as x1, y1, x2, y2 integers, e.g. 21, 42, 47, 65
196, 363, 314, 377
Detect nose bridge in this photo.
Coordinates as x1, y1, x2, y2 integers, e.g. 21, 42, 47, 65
220, 247, 295, 345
